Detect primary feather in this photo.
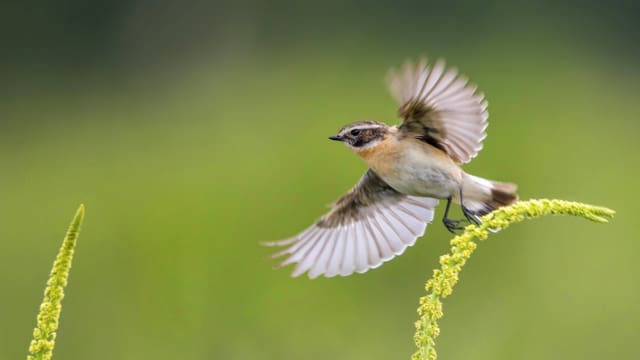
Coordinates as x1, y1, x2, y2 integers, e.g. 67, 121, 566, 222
386, 58, 488, 164
264, 170, 438, 278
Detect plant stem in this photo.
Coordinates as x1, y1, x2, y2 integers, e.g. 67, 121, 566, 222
412, 199, 614, 360
27, 204, 85, 360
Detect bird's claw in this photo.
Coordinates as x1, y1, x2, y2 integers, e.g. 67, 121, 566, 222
443, 218, 465, 233
462, 206, 481, 225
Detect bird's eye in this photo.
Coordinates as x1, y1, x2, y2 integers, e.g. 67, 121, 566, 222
350, 129, 361, 136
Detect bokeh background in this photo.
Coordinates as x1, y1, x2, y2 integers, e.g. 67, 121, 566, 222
2, 1, 639, 359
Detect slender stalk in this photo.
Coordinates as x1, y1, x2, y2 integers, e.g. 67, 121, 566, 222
27, 204, 85, 360
412, 199, 615, 360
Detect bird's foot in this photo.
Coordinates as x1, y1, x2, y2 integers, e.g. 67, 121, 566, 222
461, 206, 481, 225
443, 217, 465, 233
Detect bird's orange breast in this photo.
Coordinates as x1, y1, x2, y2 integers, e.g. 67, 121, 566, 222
354, 136, 461, 183
354, 138, 402, 176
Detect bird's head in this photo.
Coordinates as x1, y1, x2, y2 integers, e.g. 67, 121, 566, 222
328, 121, 389, 151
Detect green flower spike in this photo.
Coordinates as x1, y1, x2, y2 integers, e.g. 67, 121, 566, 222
27, 204, 85, 360
412, 199, 615, 360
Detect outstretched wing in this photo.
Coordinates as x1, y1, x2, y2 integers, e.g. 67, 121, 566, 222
386, 58, 488, 164
264, 170, 438, 279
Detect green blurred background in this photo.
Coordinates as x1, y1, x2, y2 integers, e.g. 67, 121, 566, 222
2, 1, 639, 359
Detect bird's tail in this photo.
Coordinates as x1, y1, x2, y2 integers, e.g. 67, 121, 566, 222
461, 173, 518, 216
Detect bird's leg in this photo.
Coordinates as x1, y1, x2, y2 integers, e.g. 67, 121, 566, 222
459, 187, 481, 226
442, 196, 464, 233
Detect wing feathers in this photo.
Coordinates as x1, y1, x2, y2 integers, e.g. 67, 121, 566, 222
362, 224, 382, 269
308, 232, 334, 279
266, 170, 438, 278
325, 227, 344, 277
371, 211, 402, 260
354, 223, 369, 273
286, 228, 322, 269
388, 58, 488, 164
340, 224, 356, 276
292, 229, 330, 277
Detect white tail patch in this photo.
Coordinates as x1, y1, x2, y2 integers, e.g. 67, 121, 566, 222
462, 173, 518, 216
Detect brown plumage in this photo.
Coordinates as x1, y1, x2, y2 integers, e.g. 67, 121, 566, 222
265, 57, 518, 278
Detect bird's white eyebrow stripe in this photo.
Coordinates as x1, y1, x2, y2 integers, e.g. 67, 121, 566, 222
344, 127, 380, 133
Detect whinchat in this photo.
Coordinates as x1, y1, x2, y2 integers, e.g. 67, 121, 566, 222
265, 58, 518, 278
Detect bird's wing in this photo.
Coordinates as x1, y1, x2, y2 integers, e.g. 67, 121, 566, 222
264, 169, 438, 278
386, 58, 488, 164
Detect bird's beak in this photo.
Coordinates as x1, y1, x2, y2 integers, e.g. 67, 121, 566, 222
328, 134, 342, 141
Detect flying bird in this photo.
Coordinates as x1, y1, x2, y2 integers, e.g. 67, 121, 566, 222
265, 58, 518, 278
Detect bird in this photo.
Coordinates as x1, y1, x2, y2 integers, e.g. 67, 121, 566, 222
264, 58, 518, 279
